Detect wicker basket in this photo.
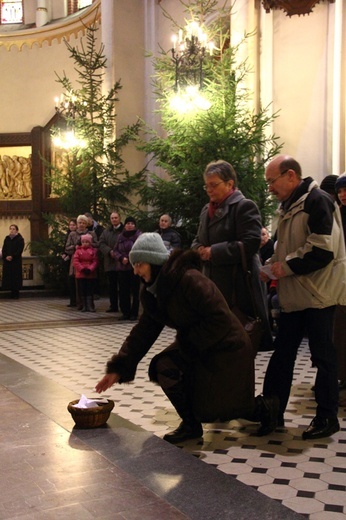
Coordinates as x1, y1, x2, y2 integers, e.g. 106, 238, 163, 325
67, 399, 114, 428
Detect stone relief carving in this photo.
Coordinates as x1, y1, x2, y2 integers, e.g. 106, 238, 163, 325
0, 154, 32, 199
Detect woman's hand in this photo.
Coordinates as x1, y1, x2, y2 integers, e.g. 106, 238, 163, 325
197, 246, 211, 261
95, 373, 120, 393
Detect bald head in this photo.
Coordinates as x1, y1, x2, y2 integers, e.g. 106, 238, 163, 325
265, 155, 302, 202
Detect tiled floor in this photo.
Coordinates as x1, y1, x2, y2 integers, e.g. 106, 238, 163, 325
0, 296, 345, 519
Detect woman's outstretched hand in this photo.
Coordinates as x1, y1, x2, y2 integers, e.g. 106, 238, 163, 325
95, 373, 120, 393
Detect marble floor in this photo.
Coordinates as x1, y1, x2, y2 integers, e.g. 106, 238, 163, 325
0, 296, 345, 519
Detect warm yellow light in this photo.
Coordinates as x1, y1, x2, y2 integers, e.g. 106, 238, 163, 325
169, 86, 211, 114
53, 130, 87, 150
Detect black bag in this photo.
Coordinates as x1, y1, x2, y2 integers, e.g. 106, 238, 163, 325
231, 242, 264, 354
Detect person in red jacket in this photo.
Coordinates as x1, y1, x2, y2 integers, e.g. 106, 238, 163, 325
73, 234, 98, 312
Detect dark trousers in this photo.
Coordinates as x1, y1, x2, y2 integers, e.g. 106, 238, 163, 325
149, 344, 198, 425
68, 275, 76, 305
77, 278, 94, 299
107, 271, 119, 311
334, 305, 346, 382
263, 306, 339, 419
118, 270, 140, 318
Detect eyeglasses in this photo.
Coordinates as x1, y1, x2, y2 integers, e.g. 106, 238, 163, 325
203, 180, 225, 191
265, 168, 289, 188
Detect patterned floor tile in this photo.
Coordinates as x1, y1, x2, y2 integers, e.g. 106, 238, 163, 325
0, 297, 345, 520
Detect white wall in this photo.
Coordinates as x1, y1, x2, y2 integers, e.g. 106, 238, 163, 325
260, 2, 345, 181
0, 32, 83, 133
0, 0, 345, 189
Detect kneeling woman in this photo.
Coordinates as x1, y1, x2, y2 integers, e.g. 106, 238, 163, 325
96, 233, 277, 443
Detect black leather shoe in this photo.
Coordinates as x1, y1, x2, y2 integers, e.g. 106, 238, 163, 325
256, 395, 279, 436
106, 308, 118, 313
163, 421, 203, 444
302, 416, 340, 440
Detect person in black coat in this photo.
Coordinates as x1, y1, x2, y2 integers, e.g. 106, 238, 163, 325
156, 214, 182, 252
1, 224, 25, 299
191, 160, 273, 351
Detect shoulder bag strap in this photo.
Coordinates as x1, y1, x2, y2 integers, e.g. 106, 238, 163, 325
236, 241, 260, 319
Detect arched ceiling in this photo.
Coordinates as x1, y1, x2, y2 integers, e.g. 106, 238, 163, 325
0, 0, 100, 51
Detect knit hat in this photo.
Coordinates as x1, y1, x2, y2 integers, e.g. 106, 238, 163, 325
124, 216, 136, 225
81, 234, 93, 243
129, 233, 170, 266
335, 172, 346, 193
320, 175, 338, 195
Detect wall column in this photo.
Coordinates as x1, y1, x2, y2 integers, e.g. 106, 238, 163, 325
36, 0, 51, 28
259, 6, 274, 147
101, 0, 115, 95
331, 0, 344, 174
144, 0, 158, 133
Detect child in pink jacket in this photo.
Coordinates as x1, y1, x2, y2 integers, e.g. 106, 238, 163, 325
73, 234, 98, 312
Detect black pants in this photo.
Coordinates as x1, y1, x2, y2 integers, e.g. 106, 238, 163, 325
107, 271, 119, 310
118, 270, 140, 318
149, 344, 196, 424
68, 275, 76, 305
263, 306, 339, 419
77, 278, 94, 299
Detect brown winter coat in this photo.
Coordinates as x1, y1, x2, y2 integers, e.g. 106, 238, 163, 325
106, 249, 255, 422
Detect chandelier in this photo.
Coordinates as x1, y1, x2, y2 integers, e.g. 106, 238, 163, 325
171, 21, 214, 91
54, 93, 79, 119
53, 93, 87, 149
262, 0, 335, 16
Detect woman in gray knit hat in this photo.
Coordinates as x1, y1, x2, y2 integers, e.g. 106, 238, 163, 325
96, 233, 278, 443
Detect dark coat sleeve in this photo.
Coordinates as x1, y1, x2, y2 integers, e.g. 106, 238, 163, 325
106, 311, 165, 383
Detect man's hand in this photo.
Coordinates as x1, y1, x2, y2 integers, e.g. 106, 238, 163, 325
271, 262, 287, 279
259, 270, 270, 283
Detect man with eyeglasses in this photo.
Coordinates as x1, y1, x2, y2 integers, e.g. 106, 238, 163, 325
260, 155, 346, 439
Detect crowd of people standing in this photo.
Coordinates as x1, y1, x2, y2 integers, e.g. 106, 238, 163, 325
3, 155, 345, 444
62, 210, 183, 320
95, 156, 346, 443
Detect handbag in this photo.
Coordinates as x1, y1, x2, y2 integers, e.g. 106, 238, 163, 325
231, 242, 264, 354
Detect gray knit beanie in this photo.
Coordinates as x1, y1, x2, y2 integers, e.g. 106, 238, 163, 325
129, 232, 170, 266
335, 172, 346, 193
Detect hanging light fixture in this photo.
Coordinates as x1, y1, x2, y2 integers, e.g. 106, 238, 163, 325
171, 21, 214, 92
53, 93, 87, 149
54, 92, 83, 119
